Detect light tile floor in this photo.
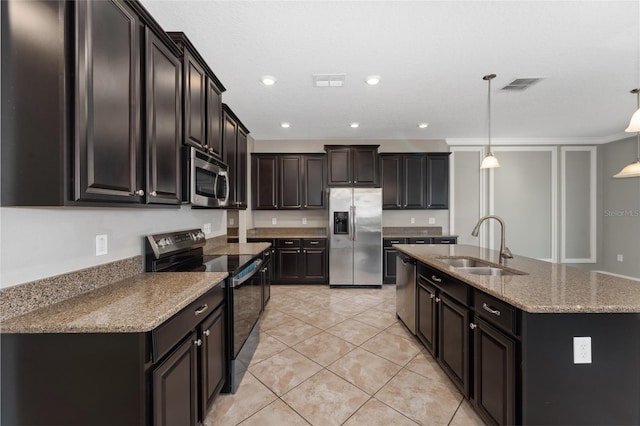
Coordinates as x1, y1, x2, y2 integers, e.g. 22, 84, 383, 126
204, 284, 487, 426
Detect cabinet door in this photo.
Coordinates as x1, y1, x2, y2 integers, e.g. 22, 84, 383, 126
145, 28, 181, 205
327, 147, 352, 186
200, 307, 225, 419
277, 248, 302, 282
403, 155, 427, 208
153, 331, 198, 426
352, 146, 379, 187
279, 156, 302, 209
206, 79, 223, 157
74, 0, 143, 202
383, 248, 398, 284
473, 317, 516, 426
303, 248, 327, 283
426, 154, 450, 209
223, 113, 238, 205
417, 280, 438, 355
438, 293, 470, 396
252, 156, 278, 209
381, 155, 402, 209
303, 155, 326, 209
183, 51, 206, 149
236, 129, 248, 208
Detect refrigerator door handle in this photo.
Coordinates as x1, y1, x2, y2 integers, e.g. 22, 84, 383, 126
349, 206, 354, 241
352, 205, 357, 241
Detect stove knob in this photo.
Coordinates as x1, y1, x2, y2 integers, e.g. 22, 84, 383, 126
157, 238, 166, 248
197, 231, 205, 239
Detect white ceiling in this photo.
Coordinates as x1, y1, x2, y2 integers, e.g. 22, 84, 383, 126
142, 0, 640, 143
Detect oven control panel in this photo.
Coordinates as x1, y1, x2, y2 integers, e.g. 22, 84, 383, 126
146, 229, 207, 258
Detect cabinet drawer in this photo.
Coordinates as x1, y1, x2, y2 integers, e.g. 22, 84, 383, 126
277, 238, 301, 248
303, 238, 326, 248
152, 283, 224, 362
418, 263, 468, 305
433, 237, 457, 244
383, 238, 407, 247
474, 291, 517, 335
409, 237, 432, 244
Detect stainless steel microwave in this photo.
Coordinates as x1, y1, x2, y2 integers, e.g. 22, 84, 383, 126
182, 147, 229, 208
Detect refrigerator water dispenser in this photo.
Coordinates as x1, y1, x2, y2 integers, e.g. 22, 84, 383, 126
334, 212, 349, 234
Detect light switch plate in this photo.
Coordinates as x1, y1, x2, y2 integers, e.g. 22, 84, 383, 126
428, 217, 436, 225
203, 223, 212, 234
410, 217, 415, 224
573, 336, 592, 364
617, 254, 624, 262
271, 217, 277, 225
95, 235, 108, 256
302, 217, 307, 225
229, 218, 235, 226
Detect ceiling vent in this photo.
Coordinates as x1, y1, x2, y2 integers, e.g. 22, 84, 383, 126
501, 77, 545, 91
313, 73, 346, 87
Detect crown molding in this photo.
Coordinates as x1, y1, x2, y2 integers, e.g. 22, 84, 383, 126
446, 132, 631, 146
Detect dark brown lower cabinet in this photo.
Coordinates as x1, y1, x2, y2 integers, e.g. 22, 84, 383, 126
269, 238, 327, 284
277, 248, 303, 282
153, 331, 199, 426
200, 306, 226, 419
416, 278, 437, 355
437, 293, 471, 397
303, 248, 327, 283
472, 317, 516, 426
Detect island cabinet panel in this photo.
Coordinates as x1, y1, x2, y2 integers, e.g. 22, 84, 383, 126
520, 312, 640, 426
416, 277, 438, 354
438, 293, 471, 396
199, 306, 226, 420
74, 0, 143, 203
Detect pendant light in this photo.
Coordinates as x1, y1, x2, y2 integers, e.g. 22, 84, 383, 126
480, 74, 500, 169
614, 89, 640, 178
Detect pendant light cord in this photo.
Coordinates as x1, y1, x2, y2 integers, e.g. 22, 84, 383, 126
488, 77, 492, 152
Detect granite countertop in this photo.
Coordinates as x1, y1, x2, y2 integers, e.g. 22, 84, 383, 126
382, 226, 457, 239
394, 244, 640, 314
204, 242, 271, 256
0, 272, 227, 334
247, 227, 328, 239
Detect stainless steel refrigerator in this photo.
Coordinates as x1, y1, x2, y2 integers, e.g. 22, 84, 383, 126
329, 187, 382, 287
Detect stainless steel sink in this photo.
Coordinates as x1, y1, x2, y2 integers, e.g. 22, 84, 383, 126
436, 257, 492, 268
456, 266, 526, 276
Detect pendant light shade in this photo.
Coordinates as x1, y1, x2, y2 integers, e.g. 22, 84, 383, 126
480, 74, 500, 169
614, 88, 640, 178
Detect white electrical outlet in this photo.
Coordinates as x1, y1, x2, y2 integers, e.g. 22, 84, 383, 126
410, 217, 415, 224
617, 254, 624, 262
229, 218, 235, 226
203, 223, 212, 234
271, 217, 277, 225
95, 235, 108, 256
302, 217, 307, 225
573, 337, 592, 364
428, 217, 436, 225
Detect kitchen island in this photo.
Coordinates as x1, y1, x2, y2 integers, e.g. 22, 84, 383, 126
394, 243, 640, 425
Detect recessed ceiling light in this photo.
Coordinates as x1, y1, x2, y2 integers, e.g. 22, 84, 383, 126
280, 122, 290, 128
261, 76, 277, 86
418, 123, 429, 129
366, 75, 381, 85
350, 122, 360, 128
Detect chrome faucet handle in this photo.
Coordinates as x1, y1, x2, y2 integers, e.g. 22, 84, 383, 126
502, 246, 513, 259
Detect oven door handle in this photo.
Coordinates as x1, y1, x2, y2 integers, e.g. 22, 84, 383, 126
231, 259, 263, 288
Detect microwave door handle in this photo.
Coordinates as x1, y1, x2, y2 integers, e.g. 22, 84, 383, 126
222, 171, 230, 204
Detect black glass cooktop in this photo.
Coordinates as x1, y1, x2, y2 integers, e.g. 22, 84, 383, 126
201, 254, 258, 275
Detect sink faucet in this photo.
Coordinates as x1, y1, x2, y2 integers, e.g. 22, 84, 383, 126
471, 215, 513, 264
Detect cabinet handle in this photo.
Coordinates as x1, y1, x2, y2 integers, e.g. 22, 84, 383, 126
194, 304, 209, 316
194, 339, 202, 347
430, 294, 435, 299
203, 330, 210, 337
309, 241, 319, 245
431, 275, 442, 283
260, 267, 267, 273
150, 191, 157, 197
297, 250, 301, 253
469, 323, 477, 330
297, 205, 301, 208
415, 240, 425, 244
482, 303, 501, 317
304, 204, 307, 208
131, 189, 145, 196
284, 241, 293, 245
390, 240, 400, 244
273, 204, 277, 207
435, 297, 440, 303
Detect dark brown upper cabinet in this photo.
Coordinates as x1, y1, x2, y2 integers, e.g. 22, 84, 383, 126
168, 32, 226, 158
145, 28, 182, 205
380, 153, 450, 210
325, 145, 379, 187
223, 104, 249, 209
1, 0, 183, 207
426, 153, 450, 209
251, 154, 326, 210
